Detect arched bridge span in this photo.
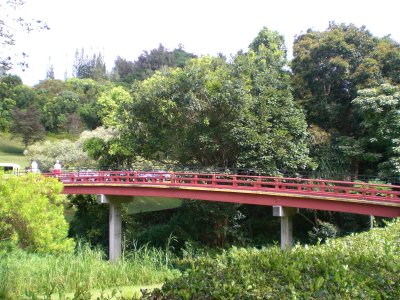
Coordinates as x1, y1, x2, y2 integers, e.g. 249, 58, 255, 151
48, 170, 400, 261
52, 171, 400, 218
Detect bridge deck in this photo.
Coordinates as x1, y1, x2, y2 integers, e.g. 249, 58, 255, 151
50, 171, 400, 218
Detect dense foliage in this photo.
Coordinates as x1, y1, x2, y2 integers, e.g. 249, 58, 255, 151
112, 44, 196, 85
110, 28, 311, 174
292, 22, 400, 177
0, 173, 74, 252
142, 220, 400, 299
352, 83, 400, 176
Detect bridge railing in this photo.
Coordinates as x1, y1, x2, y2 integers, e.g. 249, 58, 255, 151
47, 171, 400, 203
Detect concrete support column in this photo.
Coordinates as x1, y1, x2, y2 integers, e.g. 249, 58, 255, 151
109, 200, 122, 262
97, 195, 133, 262
273, 206, 298, 250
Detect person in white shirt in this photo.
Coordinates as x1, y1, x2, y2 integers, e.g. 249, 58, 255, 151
31, 161, 39, 173
53, 160, 61, 175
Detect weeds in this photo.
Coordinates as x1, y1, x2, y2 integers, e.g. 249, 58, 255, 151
0, 243, 179, 299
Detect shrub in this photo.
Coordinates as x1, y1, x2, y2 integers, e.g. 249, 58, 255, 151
308, 220, 338, 244
141, 220, 400, 299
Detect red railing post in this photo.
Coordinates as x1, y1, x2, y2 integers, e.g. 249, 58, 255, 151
256, 177, 261, 189
171, 173, 175, 184
274, 178, 280, 190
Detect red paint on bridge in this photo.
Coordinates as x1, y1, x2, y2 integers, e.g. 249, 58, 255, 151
50, 171, 400, 218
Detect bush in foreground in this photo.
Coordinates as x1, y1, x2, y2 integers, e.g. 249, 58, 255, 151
0, 173, 74, 253
142, 220, 400, 299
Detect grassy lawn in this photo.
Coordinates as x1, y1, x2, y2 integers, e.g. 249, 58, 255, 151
0, 132, 29, 168
127, 196, 182, 213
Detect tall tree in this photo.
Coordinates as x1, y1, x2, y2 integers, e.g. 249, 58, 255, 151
72, 49, 107, 81
0, 74, 21, 131
65, 78, 106, 129
111, 44, 196, 84
11, 84, 39, 109
352, 83, 400, 177
111, 28, 311, 174
46, 64, 55, 80
292, 23, 400, 175
41, 90, 80, 132
112, 56, 135, 85
11, 107, 45, 147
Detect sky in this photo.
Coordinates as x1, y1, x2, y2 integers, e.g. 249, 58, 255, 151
6, 0, 400, 86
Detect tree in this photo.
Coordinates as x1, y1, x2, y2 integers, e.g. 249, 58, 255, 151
292, 23, 400, 175
65, 78, 106, 129
111, 44, 196, 84
72, 49, 107, 81
231, 27, 311, 172
292, 23, 378, 134
42, 90, 80, 132
11, 107, 44, 147
352, 83, 400, 177
68, 194, 109, 249
25, 140, 93, 172
11, 84, 39, 109
46, 64, 55, 80
0, 173, 74, 253
0, 75, 21, 131
34, 79, 67, 99
112, 56, 135, 85
98, 86, 131, 128
80, 127, 127, 169
24, 127, 113, 171
112, 28, 311, 174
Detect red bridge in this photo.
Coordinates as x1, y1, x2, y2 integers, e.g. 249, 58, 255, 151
55, 170, 400, 218
51, 170, 400, 261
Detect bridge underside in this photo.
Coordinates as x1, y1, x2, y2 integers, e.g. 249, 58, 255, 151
63, 184, 400, 218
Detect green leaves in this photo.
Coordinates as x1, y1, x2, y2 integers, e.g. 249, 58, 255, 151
292, 23, 400, 176
98, 86, 131, 128
353, 83, 400, 176
0, 173, 74, 253
111, 29, 311, 174
143, 220, 400, 299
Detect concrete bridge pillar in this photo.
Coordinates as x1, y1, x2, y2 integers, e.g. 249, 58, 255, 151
109, 201, 122, 262
97, 195, 132, 262
273, 206, 298, 250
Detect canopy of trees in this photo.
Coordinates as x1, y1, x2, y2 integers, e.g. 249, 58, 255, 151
104, 29, 311, 173
292, 22, 400, 177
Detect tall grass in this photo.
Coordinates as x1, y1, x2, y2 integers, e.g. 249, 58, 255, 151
0, 243, 180, 299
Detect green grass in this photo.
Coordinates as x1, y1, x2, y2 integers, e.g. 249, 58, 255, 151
0, 243, 180, 299
24, 284, 162, 300
0, 132, 29, 168
127, 197, 182, 214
